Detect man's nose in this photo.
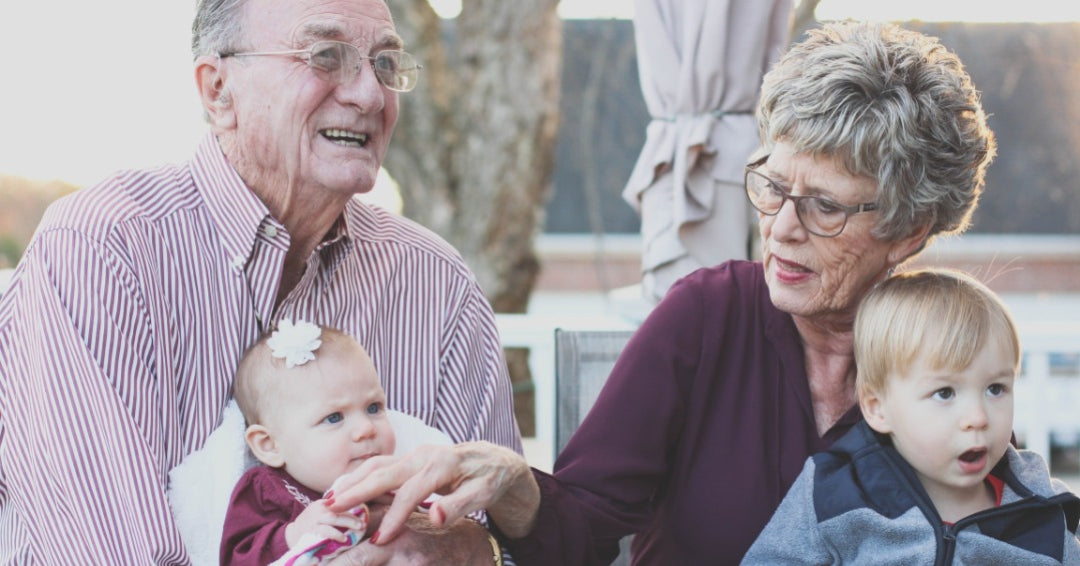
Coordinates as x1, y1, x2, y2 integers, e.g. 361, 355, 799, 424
337, 60, 387, 113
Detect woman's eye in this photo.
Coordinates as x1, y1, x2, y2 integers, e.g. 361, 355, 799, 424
811, 197, 843, 215
324, 412, 343, 424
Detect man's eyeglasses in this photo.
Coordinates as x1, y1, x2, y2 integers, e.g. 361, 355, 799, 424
220, 40, 422, 92
744, 155, 878, 238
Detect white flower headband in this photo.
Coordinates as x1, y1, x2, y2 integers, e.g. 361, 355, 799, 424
267, 320, 323, 368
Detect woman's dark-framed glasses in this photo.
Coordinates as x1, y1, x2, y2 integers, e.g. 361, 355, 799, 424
744, 155, 877, 238
221, 40, 422, 92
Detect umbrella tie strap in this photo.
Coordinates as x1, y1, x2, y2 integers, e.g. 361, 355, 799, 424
651, 109, 752, 123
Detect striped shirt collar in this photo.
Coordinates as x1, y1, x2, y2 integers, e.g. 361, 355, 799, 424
191, 133, 273, 271
190, 133, 354, 271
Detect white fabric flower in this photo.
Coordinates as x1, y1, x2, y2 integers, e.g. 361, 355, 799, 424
267, 320, 323, 368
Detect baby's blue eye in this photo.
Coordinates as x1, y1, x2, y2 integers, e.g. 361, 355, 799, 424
366, 403, 381, 415
987, 383, 1008, 397
324, 412, 343, 424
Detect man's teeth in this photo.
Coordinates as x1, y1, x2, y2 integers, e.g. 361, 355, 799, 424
322, 129, 369, 146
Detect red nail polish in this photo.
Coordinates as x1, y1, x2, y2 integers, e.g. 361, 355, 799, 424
325, 490, 335, 500
432, 506, 445, 525
325, 497, 336, 507
370, 530, 381, 544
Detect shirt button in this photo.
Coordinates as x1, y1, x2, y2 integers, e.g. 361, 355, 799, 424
231, 256, 245, 269
263, 225, 278, 238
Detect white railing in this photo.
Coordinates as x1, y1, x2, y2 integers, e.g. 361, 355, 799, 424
499, 306, 1080, 466
1013, 323, 1080, 459
497, 311, 635, 467
3, 267, 1075, 465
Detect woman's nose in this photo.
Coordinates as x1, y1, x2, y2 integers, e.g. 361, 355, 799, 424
767, 198, 808, 241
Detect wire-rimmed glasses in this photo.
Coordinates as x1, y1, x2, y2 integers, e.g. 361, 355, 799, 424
744, 155, 878, 238
220, 40, 422, 92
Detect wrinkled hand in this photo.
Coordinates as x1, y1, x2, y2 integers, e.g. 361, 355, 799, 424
285, 500, 369, 548
325, 512, 495, 566
327, 442, 539, 543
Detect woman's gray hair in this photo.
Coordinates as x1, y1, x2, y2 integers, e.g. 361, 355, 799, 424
191, 0, 248, 57
757, 21, 997, 246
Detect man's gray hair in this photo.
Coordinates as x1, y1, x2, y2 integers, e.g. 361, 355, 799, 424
192, 0, 248, 57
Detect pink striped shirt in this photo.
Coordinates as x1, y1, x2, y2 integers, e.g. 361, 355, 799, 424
0, 134, 522, 564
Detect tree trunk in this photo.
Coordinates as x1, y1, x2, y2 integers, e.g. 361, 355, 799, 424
384, 0, 562, 313
384, 0, 563, 436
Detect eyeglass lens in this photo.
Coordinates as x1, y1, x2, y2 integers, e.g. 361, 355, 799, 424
745, 169, 847, 236
309, 42, 419, 92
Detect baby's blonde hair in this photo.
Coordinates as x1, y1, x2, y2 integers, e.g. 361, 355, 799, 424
855, 269, 1020, 400
233, 325, 357, 425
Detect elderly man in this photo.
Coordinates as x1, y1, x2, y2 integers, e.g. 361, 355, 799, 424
0, 0, 519, 563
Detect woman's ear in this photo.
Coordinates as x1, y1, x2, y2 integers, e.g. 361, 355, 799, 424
886, 222, 934, 266
245, 424, 285, 468
194, 54, 236, 129
859, 391, 892, 434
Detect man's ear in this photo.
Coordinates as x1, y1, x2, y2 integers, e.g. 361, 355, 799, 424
194, 54, 236, 129
860, 391, 892, 434
245, 424, 285, 468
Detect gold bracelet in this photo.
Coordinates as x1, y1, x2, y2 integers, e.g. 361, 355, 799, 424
484, 529, 504, 566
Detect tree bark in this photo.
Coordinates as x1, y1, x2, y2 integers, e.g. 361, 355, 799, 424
384, 0, 563, 436
384, 0, 562, 314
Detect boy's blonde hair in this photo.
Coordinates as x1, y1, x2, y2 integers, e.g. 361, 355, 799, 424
233, 325, 357, 425
855, 269, 1020, 400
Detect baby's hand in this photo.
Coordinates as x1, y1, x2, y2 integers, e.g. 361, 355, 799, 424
285, 500, 369, 549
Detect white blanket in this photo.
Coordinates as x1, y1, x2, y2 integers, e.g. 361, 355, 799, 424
167, 401, 451, 566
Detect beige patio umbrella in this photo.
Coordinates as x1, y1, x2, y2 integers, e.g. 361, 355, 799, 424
623, 0, 792, 303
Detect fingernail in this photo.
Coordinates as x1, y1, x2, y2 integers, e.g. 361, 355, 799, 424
370, 530, 381, 544
325, 497, 336, 506
432, 506, 445, 525
325, 490, 335, 499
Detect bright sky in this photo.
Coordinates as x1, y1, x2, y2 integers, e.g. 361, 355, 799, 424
2, 0, 1077, 187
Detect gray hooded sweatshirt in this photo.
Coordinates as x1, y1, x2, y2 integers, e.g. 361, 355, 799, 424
742, 421, 1080, 565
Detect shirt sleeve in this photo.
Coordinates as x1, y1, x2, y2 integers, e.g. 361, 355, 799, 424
435, 279, 523, 454
220, 468, 293, 566
0, 227, 186, 563
498, 271, 713, 564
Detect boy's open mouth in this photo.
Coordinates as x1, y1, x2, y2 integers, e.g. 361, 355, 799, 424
959, 448, 987, 463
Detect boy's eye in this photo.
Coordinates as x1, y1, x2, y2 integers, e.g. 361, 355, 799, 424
323, 412, 343, 424
931, 387, 955, 401
987, 383, 1009, 397
366, 403, 381, 415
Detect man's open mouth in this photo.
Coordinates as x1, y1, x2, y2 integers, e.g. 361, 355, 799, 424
322, 129, 369, 147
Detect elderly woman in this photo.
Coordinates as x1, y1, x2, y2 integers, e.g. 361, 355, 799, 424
329, 20, 997, 565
